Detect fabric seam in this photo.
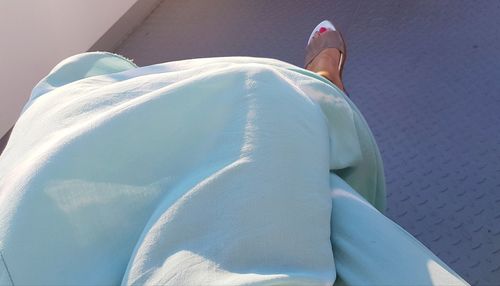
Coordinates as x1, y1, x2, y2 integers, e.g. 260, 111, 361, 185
0, 252, 14, 286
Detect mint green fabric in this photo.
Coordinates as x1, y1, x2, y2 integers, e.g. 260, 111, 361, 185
0, 52, 467, 285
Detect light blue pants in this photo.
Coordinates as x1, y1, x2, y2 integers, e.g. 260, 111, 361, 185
0, 52, 469, 285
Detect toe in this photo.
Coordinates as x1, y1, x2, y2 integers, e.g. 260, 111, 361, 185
313, 27, 331, 40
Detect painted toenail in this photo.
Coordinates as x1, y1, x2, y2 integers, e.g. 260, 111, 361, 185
319, 27, 327, 33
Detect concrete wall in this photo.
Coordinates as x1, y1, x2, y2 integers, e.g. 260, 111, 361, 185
0, 0, 143, 138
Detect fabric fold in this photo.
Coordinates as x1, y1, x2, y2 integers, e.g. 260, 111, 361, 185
0, 52, 465, 286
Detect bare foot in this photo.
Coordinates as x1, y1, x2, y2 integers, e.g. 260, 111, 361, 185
305, 31, 345, 91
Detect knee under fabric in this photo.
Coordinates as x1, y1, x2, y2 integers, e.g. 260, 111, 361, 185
0, 52, 466, 285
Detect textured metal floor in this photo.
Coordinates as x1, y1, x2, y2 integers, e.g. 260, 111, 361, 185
113, 1, 500, 285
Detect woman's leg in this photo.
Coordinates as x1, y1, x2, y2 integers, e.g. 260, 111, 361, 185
305, 44, 345, 91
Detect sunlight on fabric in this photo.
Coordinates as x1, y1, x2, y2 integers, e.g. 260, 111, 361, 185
427, 260, 467, 285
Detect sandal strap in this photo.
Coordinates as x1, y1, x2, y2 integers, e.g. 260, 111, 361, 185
304, 30, 345, 68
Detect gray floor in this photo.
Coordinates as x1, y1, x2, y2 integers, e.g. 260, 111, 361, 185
114, 1, 500, 285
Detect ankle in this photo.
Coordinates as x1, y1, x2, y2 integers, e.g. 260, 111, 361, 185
316, 71, 345, 91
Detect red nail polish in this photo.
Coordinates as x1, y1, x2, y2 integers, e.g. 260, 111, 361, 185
319, 27, 327, 33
